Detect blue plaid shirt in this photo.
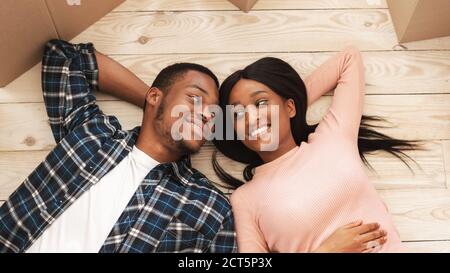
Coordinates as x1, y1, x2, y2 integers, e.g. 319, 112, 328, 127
0, 40, 236, 253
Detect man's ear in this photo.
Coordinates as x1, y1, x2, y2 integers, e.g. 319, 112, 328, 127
145, 87, 164, 109
286, 98, 296, 118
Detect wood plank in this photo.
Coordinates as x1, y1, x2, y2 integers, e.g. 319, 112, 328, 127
0, 63, 117, 104
71, 10, 450, 54
193, 141, 446, 193
0, 150, 48, 200
311, 95, 450, 141
444, 140, 450, 189
379, 189, 450, 241
355, 95, 450, 141
115, 0, 388, 11
0, 139, 446, 200
364, 141, 446, 190
0, 101, 142, 151
1, 94, 448, 151
0, 102, 57, 151
404, 241, 450, 253
2, 51, 449, 104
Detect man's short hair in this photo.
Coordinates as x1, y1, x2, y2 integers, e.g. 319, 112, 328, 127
152, 63, 219, 92
143, 63, 219, 111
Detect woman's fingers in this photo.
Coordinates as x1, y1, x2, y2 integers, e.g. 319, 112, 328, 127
353, 222, 380, 235
343, 220, 363, 229
362, 236, 387, 252
359, 229, 387, 243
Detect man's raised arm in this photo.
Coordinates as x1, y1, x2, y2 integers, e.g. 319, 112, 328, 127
95, 50, 149, 108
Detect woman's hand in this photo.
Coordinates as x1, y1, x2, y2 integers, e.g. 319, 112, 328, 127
313, 220, 387, 253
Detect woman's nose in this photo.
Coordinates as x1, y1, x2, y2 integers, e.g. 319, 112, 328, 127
245, 107, 259, 126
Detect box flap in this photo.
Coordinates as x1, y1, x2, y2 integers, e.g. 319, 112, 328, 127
0, 0, 58, 86
388, 0, 450, 43
45, 0, 125, 40
387, 0, 419, 42
229, 0, 259, 12
403, 0, 450, 42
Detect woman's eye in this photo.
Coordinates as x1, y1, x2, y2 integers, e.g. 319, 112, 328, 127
256, 100, 268, 107
234, 111, 245, 120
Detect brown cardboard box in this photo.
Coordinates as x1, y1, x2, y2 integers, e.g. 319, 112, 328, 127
45, 0, 125, 40
229, 0, 259, 12
0, 0, 125, 87
0, 0, 58, 87
387, 0, 450, 43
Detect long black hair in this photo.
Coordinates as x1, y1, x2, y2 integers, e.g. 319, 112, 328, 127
212, 57, 423, 189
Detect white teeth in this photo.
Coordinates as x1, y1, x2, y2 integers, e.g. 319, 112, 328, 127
250, 125, 269, 137
191, 122, 202, 132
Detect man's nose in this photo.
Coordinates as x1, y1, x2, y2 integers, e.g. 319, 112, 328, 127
201, 108, 215, 124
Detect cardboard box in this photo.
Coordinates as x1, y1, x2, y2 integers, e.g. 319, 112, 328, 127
229, 0, 259, 12
45, 0, 125, 41
0, 0, 125, 87
0, 0, 57, 87
387, 0, 450, 43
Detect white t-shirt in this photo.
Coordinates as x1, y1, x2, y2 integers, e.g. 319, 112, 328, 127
26, 145, 159, 253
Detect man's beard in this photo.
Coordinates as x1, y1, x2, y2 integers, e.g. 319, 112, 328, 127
175, 139, 200, 156
155, 100, 200, 156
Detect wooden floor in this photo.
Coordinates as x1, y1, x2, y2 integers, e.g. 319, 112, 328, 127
1, 0, 449, 252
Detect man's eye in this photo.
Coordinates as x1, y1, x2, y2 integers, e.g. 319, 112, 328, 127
190, 95, 201, 103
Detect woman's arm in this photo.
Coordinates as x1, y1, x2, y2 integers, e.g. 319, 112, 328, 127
231, 188, 387, 253
95, 50, 150, 108
230, 190, 269, 253
304, 46, 365, 139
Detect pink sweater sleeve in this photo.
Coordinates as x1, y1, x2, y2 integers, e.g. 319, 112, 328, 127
304, 46, 365, 139
231, 189, 269, 253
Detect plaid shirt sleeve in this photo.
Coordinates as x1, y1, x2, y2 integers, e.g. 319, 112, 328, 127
207, 209, 237, 253
42, 39, 102, 143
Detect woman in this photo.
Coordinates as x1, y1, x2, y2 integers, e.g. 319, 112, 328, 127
212, 47, 421, 252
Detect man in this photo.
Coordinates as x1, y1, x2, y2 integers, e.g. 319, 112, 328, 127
0, 39, 236, 253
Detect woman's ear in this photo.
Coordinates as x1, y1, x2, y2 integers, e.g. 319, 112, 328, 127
286, 98, 296, 118
145, 87, 163, 109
